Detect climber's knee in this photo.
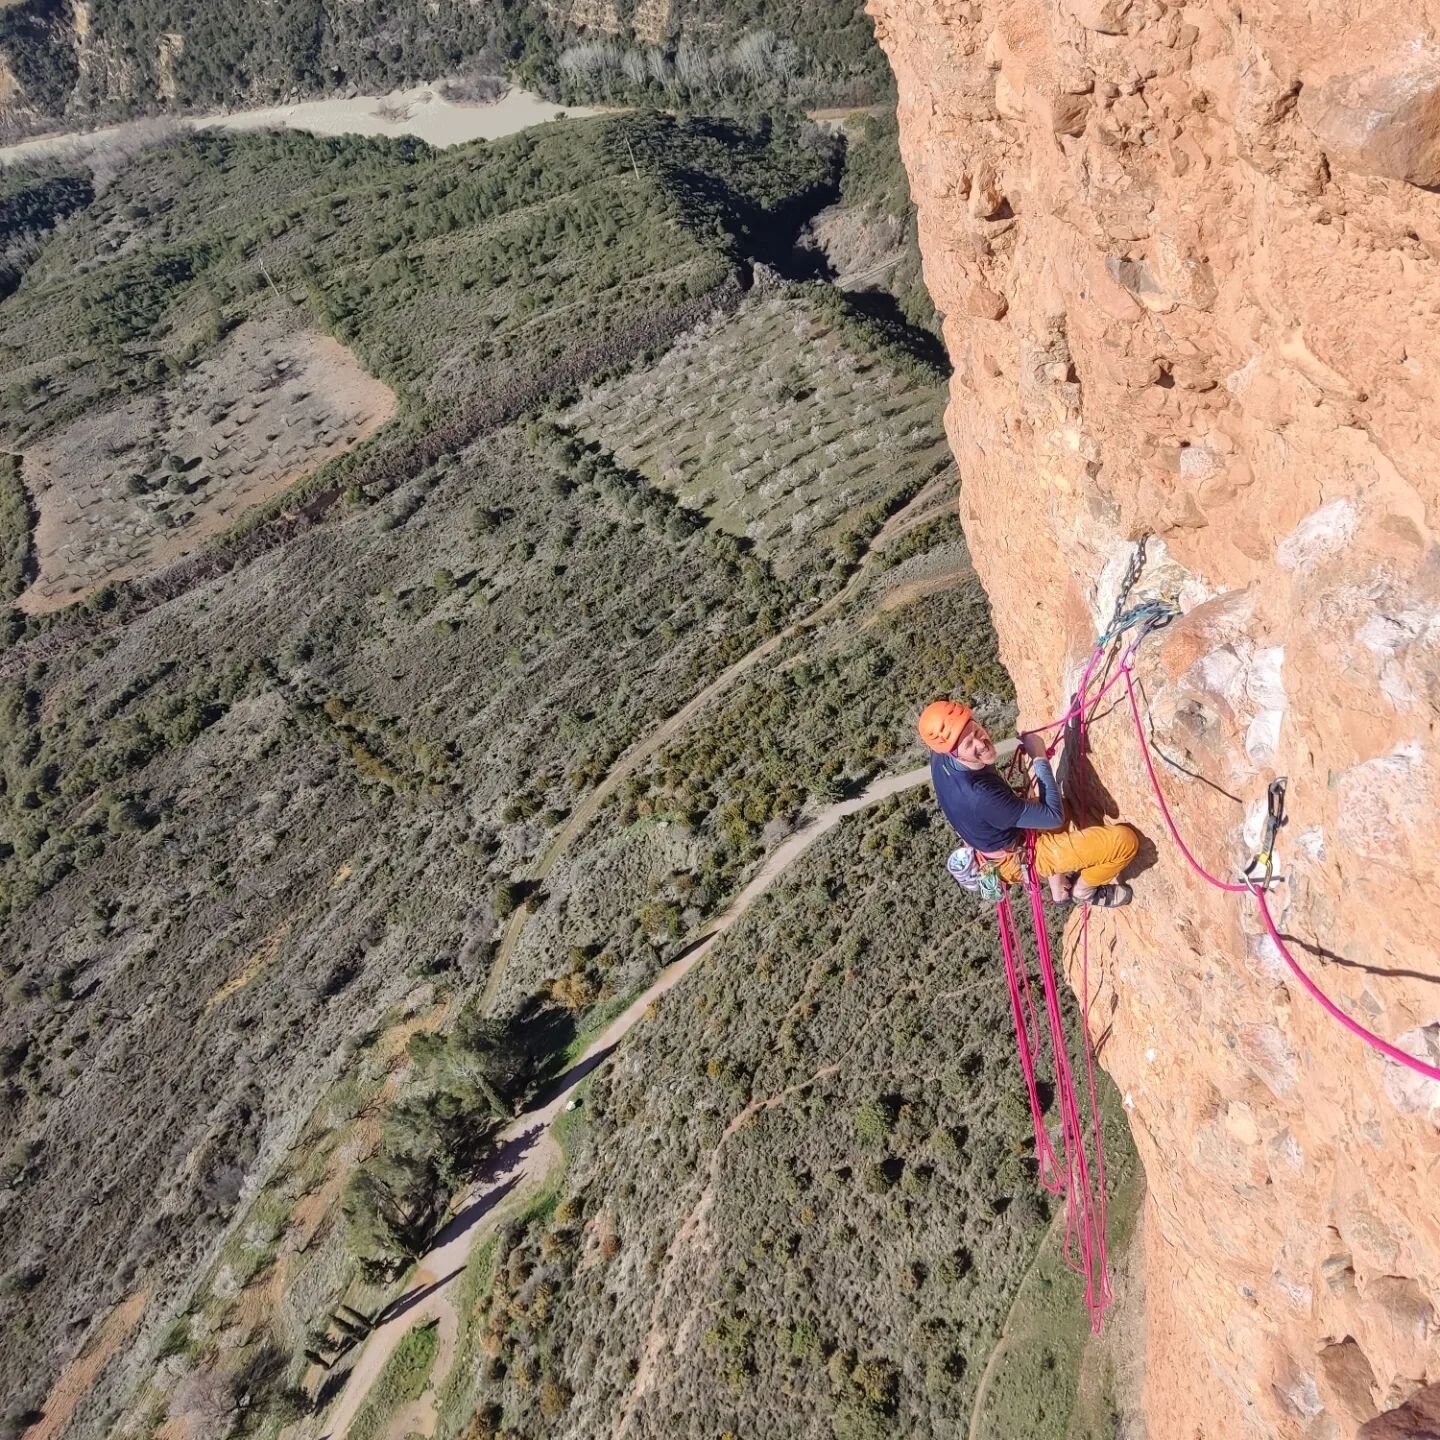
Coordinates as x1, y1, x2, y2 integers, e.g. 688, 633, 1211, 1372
1076, 822, 1138, 887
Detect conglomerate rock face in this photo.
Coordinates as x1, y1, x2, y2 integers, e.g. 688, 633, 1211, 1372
864, 0, 1440, 1434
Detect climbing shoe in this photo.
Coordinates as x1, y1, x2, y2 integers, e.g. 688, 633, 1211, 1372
1077, 882, 1132, 909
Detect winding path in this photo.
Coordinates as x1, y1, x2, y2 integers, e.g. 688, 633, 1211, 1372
320, 764, 933, 1439
479, 466, 959, 1012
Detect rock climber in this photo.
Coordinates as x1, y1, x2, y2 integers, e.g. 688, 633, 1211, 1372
919, 699, 1139, 907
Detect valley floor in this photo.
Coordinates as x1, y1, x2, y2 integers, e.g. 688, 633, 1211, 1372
0, 85, 596, 168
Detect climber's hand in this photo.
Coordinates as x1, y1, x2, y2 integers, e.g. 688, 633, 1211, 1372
1020, 731, 1048, 760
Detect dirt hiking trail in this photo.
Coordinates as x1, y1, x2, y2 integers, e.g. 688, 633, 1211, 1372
480, 468, 958, 1011
320, 763, 935, 1439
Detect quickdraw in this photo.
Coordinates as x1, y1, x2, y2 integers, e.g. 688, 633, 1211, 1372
1241, 777, 1287, 890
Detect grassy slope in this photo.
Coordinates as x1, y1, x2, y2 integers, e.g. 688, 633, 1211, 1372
347, 1321, 439, 1440
973, 1153, 1144, 1440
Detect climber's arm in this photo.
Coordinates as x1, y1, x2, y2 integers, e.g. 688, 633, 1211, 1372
973, 746, 1065, 833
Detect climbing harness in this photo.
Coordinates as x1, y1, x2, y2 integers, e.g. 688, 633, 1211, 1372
956, 533, 1440, 1337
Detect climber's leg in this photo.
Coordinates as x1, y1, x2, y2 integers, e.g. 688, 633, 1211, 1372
1033, 823, 1139, 895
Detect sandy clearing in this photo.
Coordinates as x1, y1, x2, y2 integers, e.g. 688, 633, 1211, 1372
27, 1290, 148, 1440
867, 564, 975, 620
320, 765, 933, 1440
0, 86, 601, 167
17, 328, 396, 615
204, 921, 292, 1014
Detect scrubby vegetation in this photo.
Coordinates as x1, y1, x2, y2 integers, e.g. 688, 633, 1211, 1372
1, 113, 835, 438
0, 454, 33, 602
542, 2, 890, 111
564, 288, 947, 572
436, 796, 1137, 1439
0, 112, 836, 649
0, 162, 93, 299
0, 94, 1123, 1440
499, 538, 1011, 1013
0, 106, 982, 1439
0, 0, 889, 134
0, 406, 848, 1428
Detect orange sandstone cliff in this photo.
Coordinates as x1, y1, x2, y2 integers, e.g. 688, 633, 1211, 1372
864, 0, 1440, 1433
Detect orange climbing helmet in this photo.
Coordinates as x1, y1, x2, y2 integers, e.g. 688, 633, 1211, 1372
918, 699, 973, 753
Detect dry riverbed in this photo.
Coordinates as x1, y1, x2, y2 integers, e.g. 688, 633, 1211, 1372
0, 84, 600, 167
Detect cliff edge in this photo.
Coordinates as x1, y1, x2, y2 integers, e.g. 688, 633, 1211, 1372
865, 0, 1440, 1433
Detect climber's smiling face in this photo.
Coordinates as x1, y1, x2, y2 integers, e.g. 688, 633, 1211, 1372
951, 718, 997, 769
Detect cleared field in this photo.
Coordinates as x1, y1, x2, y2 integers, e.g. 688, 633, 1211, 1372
564, 291, 951, 573
18, 319, 394, 612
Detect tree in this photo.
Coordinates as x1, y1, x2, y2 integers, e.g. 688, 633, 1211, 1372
853, 1096, 896, 1148
343, 1152, 443, 1270
538, 1376, 572, 1419
449, 1005, 527, 1100
550, 970, 597, 1011
493, 880, 524, 918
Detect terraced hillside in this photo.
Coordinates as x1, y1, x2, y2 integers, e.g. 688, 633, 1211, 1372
565, 289, 950, 571
0, 112, 832, 651
0, 113, 842, 1437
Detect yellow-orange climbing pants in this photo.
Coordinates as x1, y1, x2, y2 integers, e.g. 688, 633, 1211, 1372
998, 822, 1139, 888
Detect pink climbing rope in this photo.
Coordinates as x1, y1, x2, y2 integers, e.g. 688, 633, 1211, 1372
1120, 663, 1440, 1086
996, 894, 1062, 1191
992, 641, 1123, 1331
1021, 633, 1147, 749
1121, 665, 1247, 895
989, 593, 1439, 1344
1075, 910, 1113, 1314
1022, 854, 1111, 1330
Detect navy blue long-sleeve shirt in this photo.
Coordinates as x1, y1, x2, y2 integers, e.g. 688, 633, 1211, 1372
929, 752, 1064, 854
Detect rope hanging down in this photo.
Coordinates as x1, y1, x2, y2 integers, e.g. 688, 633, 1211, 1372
989, 535, 1440, 1339
995, 880, 1112, 1331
